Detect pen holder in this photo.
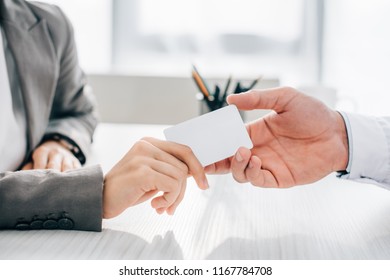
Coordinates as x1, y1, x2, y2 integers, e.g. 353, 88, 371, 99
196, 93, 246, 121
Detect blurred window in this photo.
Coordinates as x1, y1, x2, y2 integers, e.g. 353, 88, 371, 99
37, 0, 322, 84
112, 0, 322, 83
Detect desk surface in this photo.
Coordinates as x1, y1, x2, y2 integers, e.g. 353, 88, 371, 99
1, 123, 390, 260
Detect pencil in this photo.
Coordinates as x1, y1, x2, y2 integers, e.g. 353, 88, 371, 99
192, 65, 210, 99
221, 75, 231, 105
223, 75, 231, 96
248, 75, 263, 90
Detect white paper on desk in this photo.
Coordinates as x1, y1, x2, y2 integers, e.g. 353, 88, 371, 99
164, 105, 253, 166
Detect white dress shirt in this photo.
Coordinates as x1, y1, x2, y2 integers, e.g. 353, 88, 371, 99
0, 26, 27, 172
339, 111, 390, 189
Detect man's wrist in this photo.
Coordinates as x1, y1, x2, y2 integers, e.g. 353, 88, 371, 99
333, 111, 349, 172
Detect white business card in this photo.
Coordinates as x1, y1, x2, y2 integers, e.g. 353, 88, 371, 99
164, 105, 253, 166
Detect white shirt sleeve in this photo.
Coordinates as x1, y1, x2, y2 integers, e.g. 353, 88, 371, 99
338, 112, 390, 189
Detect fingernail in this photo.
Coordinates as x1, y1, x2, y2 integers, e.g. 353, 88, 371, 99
235, 151, 243, 162
249, 159, 254, 169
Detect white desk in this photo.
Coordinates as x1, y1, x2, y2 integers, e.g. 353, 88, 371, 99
1, 123, 390, 259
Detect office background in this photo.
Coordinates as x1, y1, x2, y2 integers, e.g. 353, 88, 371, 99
3, 1, 390, 263
39, 0, 390, 122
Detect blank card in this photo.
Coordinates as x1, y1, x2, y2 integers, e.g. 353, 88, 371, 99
164, 105, 253, 166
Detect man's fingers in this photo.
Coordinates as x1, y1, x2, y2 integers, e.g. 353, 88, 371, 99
251, 168, 280, 188
142, 137, 209, 190
245, 156, 262, 182
230, 147, 252, 183
230, 152, 281, 188
226, 87, 298, 113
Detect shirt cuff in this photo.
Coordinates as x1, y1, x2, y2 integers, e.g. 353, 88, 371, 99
337, 112, 390, 183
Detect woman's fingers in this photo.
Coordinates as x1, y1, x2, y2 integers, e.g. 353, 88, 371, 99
142, 137, 209, 190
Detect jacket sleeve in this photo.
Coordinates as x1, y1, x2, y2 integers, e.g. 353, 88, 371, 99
0, 165, 103, 231
338, 112, 390, 189
43, 6, 99, 164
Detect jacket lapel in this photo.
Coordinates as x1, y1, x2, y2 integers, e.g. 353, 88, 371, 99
1, 0, 58, 150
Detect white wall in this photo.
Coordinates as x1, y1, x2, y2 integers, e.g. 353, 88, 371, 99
322, 0, 390, 115
87, 75, 279, 124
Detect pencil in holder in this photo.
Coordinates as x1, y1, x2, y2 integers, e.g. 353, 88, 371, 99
196, 92, 246, 121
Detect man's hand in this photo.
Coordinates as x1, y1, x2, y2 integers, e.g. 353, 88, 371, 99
103, 137, 208, 218
205, 87, 349, 188
22, 140, 81, 171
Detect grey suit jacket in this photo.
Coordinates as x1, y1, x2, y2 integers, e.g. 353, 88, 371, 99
0, 0, 103, 231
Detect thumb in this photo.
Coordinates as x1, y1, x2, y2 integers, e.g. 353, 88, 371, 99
226, 87, 298, 113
